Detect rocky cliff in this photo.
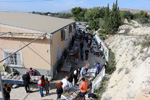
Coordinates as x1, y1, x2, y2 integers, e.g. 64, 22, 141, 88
101, 21, 150, 100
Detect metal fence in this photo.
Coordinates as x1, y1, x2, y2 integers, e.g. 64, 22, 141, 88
91, 67, 105, 93
95, 35, 109, 62
91, 34, 109, 93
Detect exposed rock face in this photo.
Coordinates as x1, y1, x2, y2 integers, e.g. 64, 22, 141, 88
101, 21, 150, 100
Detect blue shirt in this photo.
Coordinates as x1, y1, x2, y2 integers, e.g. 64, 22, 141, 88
80, 67, 87, 75
96, 65, 100, 73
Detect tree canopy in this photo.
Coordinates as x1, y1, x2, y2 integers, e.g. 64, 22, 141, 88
71, 0, 150, 34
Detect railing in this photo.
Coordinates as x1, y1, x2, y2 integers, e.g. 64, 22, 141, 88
95, 34, 109, 62
91, 34, 108, 93
92, 66, 105, 93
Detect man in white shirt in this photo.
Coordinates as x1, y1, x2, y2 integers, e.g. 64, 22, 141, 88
62, 76, 69, 91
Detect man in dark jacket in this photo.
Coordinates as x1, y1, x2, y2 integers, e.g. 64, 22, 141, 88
80, 42, 84, 51
22, 72, 30, 93
3, 84, 11, 100
85, 48, 89, 60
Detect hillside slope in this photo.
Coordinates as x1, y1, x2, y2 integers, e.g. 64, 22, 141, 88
101, 22, 150, 100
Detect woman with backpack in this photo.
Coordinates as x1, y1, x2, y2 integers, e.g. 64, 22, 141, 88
38, 75, 45, 97
56, 82, 63, 99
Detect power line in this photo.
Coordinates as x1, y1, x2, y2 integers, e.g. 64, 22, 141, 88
0, 33, 47, 63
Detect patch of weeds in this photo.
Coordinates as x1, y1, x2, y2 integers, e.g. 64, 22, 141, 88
141, 37, 150, 49
98, 30, 107, 40
94, 76, 109, 100
133, 26, 139, 28
133, 41, 137, 46
127, 23, 133, 26
118, 67, 124, 74
130, 56, 135, 61
110, 86, 114, 88
133, 41, 141, 46
125, 68, 130, 74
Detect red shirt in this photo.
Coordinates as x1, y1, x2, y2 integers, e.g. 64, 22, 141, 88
75, 53, 79, 59
80, 81, 89, 92
38, 78, 45, 87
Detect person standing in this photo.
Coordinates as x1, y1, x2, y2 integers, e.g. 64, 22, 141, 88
38, 75, 45, 97
96, 63, 101, 75
80, 49, 84, 61
80, 41, 84, 51
22, 72, 30, 93
45, 78, 50, 95
73, 70, 78, 85
62, 76, 69, 91
79, 78, 89, 100
80, 66, 88, 76
75, 52, 79, 64
85, 49, 89, 60
29, 68, 35, 76
3, 84, 11, 100
56, 82, 63, 99
88, 39, 91, 48
68, 73, 73, 88
83, 31, 85, 40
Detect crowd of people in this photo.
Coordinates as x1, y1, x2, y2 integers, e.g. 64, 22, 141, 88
3, 28, 102, 100
22, 68, 50, 97
56, 28, 101, 100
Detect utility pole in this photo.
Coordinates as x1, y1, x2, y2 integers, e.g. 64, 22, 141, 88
0, 70, 4, 100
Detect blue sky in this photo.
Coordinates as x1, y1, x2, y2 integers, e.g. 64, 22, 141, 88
0, 0, 149, 12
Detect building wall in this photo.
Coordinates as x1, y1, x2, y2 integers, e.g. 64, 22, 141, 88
52, 23, 75, 74
0, 23, 76, 76
0, 37, 51, 74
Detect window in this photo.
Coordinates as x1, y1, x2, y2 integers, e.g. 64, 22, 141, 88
3, 50, 22, 67
65, 28, 68, 40
61, 29, 65, 40
61, 28, 68, 41
69, 25, 73, 33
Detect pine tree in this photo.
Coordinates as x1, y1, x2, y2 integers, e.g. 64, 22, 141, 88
104, 4, 110, 34
109, 0, 121, 34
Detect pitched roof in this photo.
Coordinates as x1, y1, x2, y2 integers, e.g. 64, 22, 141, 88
0, 12, 74, 33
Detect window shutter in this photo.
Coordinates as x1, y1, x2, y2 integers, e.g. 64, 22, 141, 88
57, 45, 61, 59
65, 28, 68, 40
63, 29, 65, 40
61, 30, 64, 40
71, 24, 73, 33
69, 25, 72, 33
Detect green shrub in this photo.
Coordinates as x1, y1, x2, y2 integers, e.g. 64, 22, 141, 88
90, 30, 94, 35
141, 36, 150, 49
98, 30, 107, 40
94, 77, 109, 100
106, 49, 116, 74
136, 18, 149, 25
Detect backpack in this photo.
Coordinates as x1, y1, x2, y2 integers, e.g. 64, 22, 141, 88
38, 79, 42, 85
